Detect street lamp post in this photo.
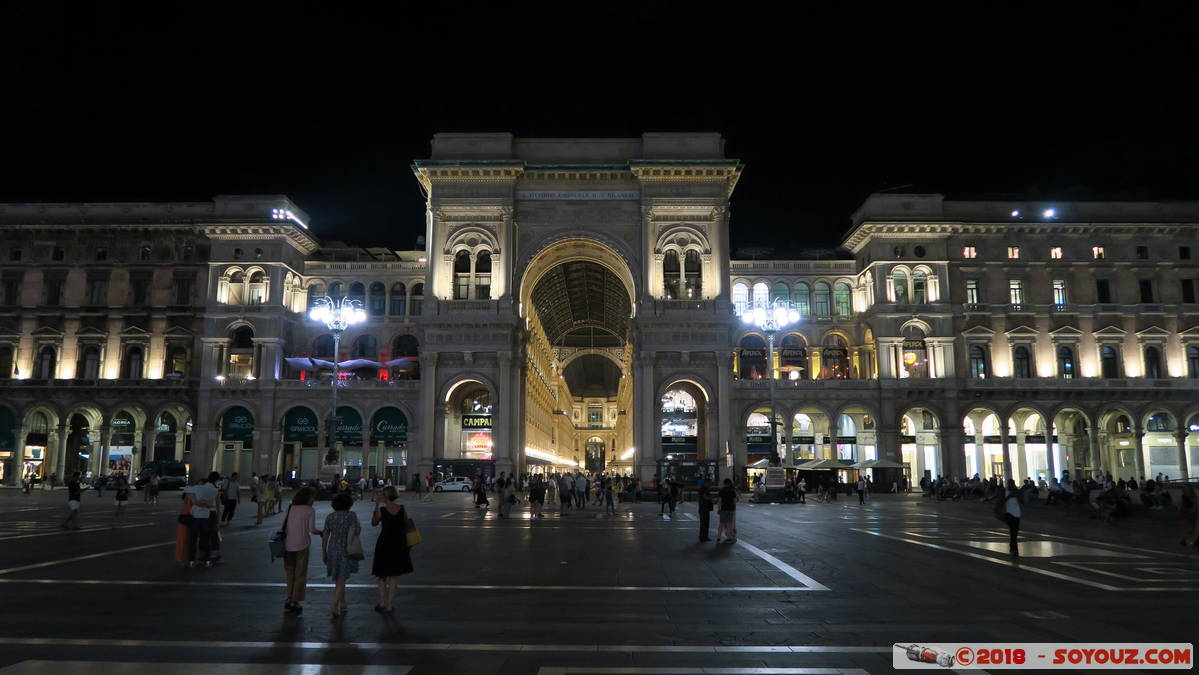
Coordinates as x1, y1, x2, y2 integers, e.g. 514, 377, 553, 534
742, 302, 800, 467
309, 296, 366, 465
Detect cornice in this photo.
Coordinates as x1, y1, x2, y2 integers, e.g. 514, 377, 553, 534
203, 224, 320, 254
842, 220, 1199, 253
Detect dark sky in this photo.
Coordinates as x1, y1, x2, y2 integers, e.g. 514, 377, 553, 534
2, 4, 1196, 255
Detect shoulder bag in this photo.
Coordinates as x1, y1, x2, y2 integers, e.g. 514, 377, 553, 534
269, 505, 292, 561
403, 507, 422, 548
346, 516, 365, 560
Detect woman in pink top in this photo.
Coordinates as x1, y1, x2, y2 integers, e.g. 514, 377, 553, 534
282, 486, 321, 614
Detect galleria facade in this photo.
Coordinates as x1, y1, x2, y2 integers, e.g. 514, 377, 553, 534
1, 132, 1198, 487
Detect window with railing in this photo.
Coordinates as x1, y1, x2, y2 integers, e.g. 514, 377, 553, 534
1008, 279, 1024, 306
1052, 279, 1067, 307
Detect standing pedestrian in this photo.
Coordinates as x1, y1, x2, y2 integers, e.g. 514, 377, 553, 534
148, 471, 160, 505
265, 475, 279, 515
188, 473, 220, 567
668, 478, 680, 516
282, 486, 321, 614
474, 475, 491, 509
174, 490, 194, 567
255, 475, 270, 525
857, 476, 867, 505
574, 472, 586, 510
716, 478, 738, 544
322, 492, 361, 618
797, 477, 806, 504
61, 471, 82, 530
424, 473, 434, 501
530, 475, 546, 518
221, 472, 241, 525
1003, 479, 1021, 557
559, 473, 573, 515
603, 478, 615, 515
371, 485, 413, 613
499, 476, 515, 518
697, 479, 713, 542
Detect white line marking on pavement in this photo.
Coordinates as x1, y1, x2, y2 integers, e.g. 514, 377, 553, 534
0, 578, 820, 592
1, 662, 411, 675
736, 540, 831, 591
0, 529, 259, 577
0, 523, 152, 542
0, 638, 890, 654
850, 529, 1128, 590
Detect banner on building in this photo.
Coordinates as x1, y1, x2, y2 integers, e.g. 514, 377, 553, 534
370, 407, 408, 446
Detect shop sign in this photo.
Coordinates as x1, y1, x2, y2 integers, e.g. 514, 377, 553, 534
1025, 434, 1047, 444
739, 349, 765, 358
662, 436, 696, 444
780, 348, 807, 359
746, 435, 771, 444
901, 339, 926, 350
791, 435, 815, 444
898, 435, 917, 443
835, 436, 856, 444
370, 407, 409, 446
822, 347, 848, 358
283, 407, 319, 443
111, 412, 135, 446
462, 414, 492, 429
220, 407, 254, 442
333, 406, 363, 445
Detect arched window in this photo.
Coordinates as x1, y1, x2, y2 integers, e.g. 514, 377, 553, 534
351, 335, 378, 359
475, 250, 492, 299
1188, 346, 1199, 378
1012, 345, 1031, 378
1144, 346, 1162, 379
75, 346, 99, 380
166, 346, 188, 377
793, 282, 811, 317
313, 334, 335, 359
771, 281, 789, 306
36, 345, 56, 379
247, 271, 266, 304
751, 282, 769, 310
833, 282, 852, 316
227, 270, 245, 305
347, 282, 366, 306
454, 251, 472, 299
410, 283, 424, 316
912, 269, 927, 304
900, 326, 928, 379
1057, 345, 1075, 379
327, 282, 343, 299
1146, 412, 1174, 432
683, 250, 701, 299
368, 282, 386, 316
391, 334, 420, 379
122, 345, 144, 379
892, 269, 909, 304
307, 283, 325, 310
662, 250, 680, 299
969, 345, 988, 378
389, 282, 407, 316
813, 282, 831, 316
231, 326, 254, 349
1101, 345, 1120, 378
779, 334, 807, 379
737, 334, 768, 380
731, 282, 749, 316
820, 334, 851, 379
0, 345, 13, 379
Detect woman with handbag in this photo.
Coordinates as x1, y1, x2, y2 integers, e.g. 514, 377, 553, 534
371, 486, 413, 613
322, 492, 362, 618
282, 487, 321, 614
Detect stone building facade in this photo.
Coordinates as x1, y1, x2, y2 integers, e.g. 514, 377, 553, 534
1, 134, 1197, 486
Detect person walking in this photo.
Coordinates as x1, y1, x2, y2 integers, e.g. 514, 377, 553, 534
697, 479, 714, 542
255, 475, 270, 525
658, 478, 669, 516
148, 471, 160, 505
574, 472, 587, 510
265, 475, 279, 516
221, 472, 241, 525
61, 472, 83, 530
112, 473, 130, 525
424, 473, 434, 501
530, 475, 547, 519
603, 478, 615, 515
322, 492, 361, 618
1002, 479, 1021, 557
797, 477, 806, 504
371, 486, 413, 613
473, 475, 490, 510
668, 478, 680, 516
499, 476, 516, 518
559, 473, 573, 515
174, 490, 195, 567
716, 478, 738, 544
857, 477, 867, 505
282, 486, 321, 614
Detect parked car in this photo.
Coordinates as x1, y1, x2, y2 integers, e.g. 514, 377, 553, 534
133, 461, 188, 490
433, 477, 474, 492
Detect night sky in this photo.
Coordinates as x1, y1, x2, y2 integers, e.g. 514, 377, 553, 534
2, 4, 1195, 256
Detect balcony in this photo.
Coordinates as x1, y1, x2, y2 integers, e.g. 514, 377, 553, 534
434, 299, 497, 315
0, 377, 193, 389
275, 378, 420, 391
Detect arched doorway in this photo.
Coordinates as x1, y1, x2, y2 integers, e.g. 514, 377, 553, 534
107, 410, 138, 476
369, 406, 409, 486
282, 406, 320, 480
518, 238, 635, 476
218, 406, 255, 477
332, 406, 365, 480
585, 436, 606, 473
900, 407, 940, 482
963, 408, 1005, 479
439, 380, 497, 480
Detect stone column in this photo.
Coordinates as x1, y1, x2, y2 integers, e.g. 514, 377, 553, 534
141, 425, 158, 473
1092, 429, 1106, 478
189, 427, 214, 482
50, 425, 68, 478
5, 424, 26, 486
1048, 433, 1062, 480
1014, 428, 1028, 481
876, 426, 899, 462
417, 351, 438, 475
98, 426, 112, 476
1132, 427, 1147, 480
1175, 430, 1190, 480
715, 350, 732, 475
999, 427, 1013, 483
940, 426, 965, 479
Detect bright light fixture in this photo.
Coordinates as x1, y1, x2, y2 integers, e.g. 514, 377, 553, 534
620, 448, 635, 461
1011, 210, 1020, 217
1042, 208, 1056, 218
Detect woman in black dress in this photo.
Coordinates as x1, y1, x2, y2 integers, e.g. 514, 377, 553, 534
371, 485, 413, 613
